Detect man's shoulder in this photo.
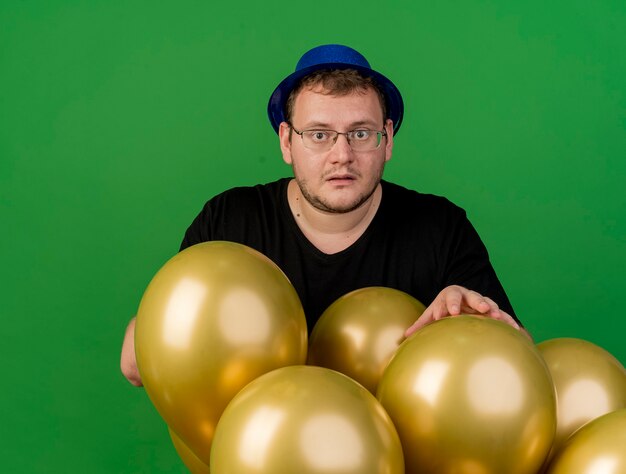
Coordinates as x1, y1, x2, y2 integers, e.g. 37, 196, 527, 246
204, 178, 289, 210
181, 178, 291, 250
381, 180, 464, 214
212, 178, 289, 200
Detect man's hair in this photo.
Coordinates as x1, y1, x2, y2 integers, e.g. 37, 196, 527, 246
285, 69, 388, 125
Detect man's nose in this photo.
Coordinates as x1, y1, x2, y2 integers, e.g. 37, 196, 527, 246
329, 134, 354, 163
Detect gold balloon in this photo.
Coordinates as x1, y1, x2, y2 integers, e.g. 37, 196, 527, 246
537, 337, 626, 458
135, 241, 307, 466
210, 365, 404, 474
377, 315, 556, 474
545, 409, 626, 474
308, 287, 425, 394
169, 427, 211, 474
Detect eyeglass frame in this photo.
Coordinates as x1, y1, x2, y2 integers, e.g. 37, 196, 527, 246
289, 124, 388, 152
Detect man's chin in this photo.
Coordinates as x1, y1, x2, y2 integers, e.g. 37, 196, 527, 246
295, 176, 380, 214
311, 196, 369, 214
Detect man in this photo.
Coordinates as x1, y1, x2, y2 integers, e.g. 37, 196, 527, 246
121, 44, 523, 386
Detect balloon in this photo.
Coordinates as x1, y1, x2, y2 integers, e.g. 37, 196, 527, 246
537, 338, 626, 457
545, 409, 626, 473
210, 365, 404, 474
135, 241, 307, 465
169, 427, 210, 474
308, 287, 425, 394
377, 315, 556, 474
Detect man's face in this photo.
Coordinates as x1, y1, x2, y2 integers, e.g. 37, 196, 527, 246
279, 86, 394, 214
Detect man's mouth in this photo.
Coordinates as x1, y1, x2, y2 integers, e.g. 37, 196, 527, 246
326, 173, 357, 183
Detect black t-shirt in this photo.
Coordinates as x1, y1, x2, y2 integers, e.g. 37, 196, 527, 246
181, 178, 517, 332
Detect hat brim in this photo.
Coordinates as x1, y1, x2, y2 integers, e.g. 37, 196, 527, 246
267, 62, 404, 136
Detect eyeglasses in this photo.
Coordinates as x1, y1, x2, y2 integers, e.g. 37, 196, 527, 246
290, 125, 387, 152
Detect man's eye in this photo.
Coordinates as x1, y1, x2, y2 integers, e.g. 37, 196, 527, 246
353, 130, 371, 140
309, 131, 329, 142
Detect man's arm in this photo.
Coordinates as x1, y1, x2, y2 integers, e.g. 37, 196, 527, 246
120, 317, 143, 386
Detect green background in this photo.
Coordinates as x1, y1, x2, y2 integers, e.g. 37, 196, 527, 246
2, 1, 624, 472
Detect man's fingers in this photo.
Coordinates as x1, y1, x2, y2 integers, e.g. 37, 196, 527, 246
495, 309, 521, 330
443, 286, 494, 316
442, 286, 463, 315
405, 309, 434, 337
461, 290, 491, 313
481, 297, 501, 317
478, 298, 521, 330
404, 286, 521, 338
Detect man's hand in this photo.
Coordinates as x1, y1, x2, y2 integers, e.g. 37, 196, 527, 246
120, 317, 143, 387
404, 285, 523, 338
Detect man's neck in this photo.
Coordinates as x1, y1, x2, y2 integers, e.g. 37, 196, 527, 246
286, 179, 382, 254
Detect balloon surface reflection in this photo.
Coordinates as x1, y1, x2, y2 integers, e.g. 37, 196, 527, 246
169, 427, 210, 474
135, 241, 307, 465
308, 287, 425, 393
377, 316, 556, 474
210, 365, 404, 474
545, 409, 626, 474
537, 337, 626, 457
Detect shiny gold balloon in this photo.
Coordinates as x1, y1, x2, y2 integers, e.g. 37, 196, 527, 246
308, 287, 425, 394
135, 241, 307, 466
169, 427, 211, 474
210, 365, 404, 474
545, 409, 626, 473
377, 315, 556, 474
537, 338, 626, 458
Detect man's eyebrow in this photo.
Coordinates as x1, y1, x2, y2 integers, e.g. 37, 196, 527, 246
349, 120, 380, 128
301, 120, 381, 130
300, 121, 333, 129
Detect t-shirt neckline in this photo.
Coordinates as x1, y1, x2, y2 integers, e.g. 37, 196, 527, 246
279, 178, 386, 260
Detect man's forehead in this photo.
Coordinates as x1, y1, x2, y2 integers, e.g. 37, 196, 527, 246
292, 87, 385, 125
297, 83, 376, 100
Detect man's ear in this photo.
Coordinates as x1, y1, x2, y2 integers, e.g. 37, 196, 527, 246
279, 122, 293, 165
384, 118, 394, 162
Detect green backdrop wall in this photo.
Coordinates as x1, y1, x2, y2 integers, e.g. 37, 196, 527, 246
2, 1, 624, 472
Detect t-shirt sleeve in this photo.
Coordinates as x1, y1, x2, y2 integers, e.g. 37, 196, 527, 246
441, 208, 520, 324
179, 202, 213, 252
177, 184, 272, 253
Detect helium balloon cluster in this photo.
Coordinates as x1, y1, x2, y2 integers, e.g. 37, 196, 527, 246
134, 242, 626, 473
